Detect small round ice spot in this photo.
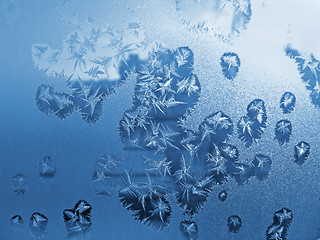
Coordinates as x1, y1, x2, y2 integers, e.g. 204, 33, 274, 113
218, 190, 228, 202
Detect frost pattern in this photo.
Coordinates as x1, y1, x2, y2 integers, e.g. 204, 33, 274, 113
266, 208, 293, 240
33, 23, 148, 123
274, 119, 292, 145
237, 99, 267, 147
63, 200, 92, 237
220, 52, 241, 80
285, 45, 320, 108
116, 46, 272, 231
176, 0, 252, 40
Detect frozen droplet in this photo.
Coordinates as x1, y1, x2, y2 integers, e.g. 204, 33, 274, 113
29, 213, 48, 238
294, 141, 310, 165
63, 200, 92, 237
275, 119, 292, 145
10, 215, 24, 230
39, 156, 56, 180
251, 154, 272, 180
227, 215, 242, 233
11, 174, 27, 195
220, 52, 240, 80
280, 92, 296, 114
180, 220, 198, 240
218, 190, 228, 202
266, 208, 293, 240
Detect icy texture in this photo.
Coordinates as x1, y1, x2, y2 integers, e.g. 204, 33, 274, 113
237, 99, 267, 147
176, 0, 252, 40
220, 52, 241, 79
294, 141, 310, 165
285, 45, 320, 108
275, 120, 292, 145
266, 208, 293, 240
63, 200, 92, 237
10, 215, 24, 231
29, 213, 48, 238
91, 154, 119, 196
39, 156, 56, 180
11, 173, 27, 195
227, 215, 242, 233
280, 92, 296, 114
180, 220, 198, 240
33, 23, 148, 123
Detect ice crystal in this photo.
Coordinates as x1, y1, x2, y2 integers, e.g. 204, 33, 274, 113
294, 141, 310, 165
238, 99, 267, 147
220, 52, 241, 79
92, 154, 119, 196
180, 220, 198, 240
39, 156, 56, 180
280, 92, 296, 114
227, 215, 242, 233
29, 213, 48, 238
10, 215, 24, 231
63, 200, 92, 237
118, 173, 172, 229
275, 120, 292, 145
266, 208, 293, 240
285, 45, 320, 108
